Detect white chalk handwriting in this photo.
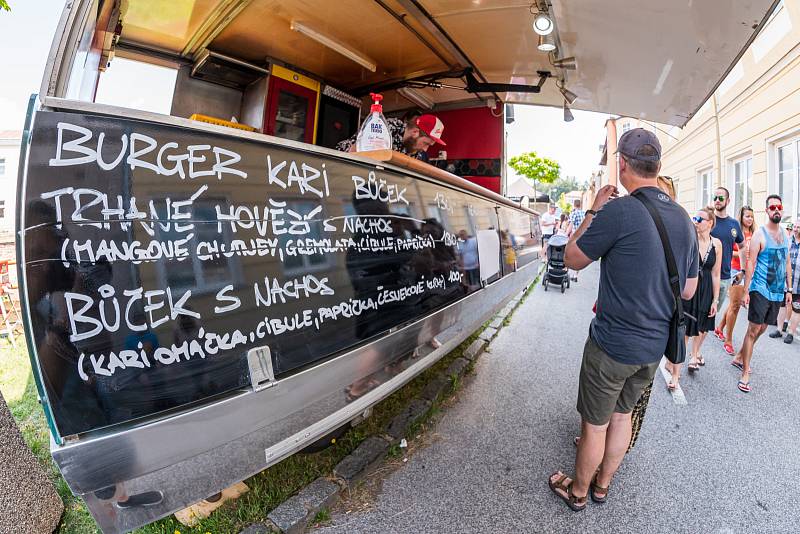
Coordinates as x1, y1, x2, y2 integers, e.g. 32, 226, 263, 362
49, 122, 247, 180
352, 172, 408, 205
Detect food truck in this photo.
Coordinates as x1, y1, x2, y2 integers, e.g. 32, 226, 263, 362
17, 0, 779, 531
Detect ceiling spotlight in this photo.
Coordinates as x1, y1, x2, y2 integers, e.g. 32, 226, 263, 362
533, 13, 554, 35
552, 56, 577, 70
558, 84, 578, 105
537, 34, 557, 52
563, 100, 574, 122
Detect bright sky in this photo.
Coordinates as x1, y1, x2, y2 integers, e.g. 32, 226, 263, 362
506, 105, 610, 187
0, 1, 609, 188
0, 0, 64, 131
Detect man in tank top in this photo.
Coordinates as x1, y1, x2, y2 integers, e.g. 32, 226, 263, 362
733, 194, 793, 393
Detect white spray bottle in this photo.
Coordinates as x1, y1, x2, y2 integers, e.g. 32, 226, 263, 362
356, 92, 392, 152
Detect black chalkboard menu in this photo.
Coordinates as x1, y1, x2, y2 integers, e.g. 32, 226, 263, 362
20, 110, 539, 437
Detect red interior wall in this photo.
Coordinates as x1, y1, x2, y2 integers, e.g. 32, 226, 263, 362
428, 106, 502, 159
427, 106, 503, 193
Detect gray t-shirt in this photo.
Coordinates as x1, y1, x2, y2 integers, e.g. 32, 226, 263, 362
577, 187, 699, 365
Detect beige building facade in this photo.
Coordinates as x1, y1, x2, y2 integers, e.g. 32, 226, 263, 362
595, 1, 800, 227
657, 0, 799, 224
0, 131, 21, 242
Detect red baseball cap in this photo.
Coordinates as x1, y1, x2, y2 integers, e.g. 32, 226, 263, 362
415, 114, 446, 145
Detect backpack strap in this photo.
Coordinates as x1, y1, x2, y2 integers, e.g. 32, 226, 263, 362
631, 190, 684, 317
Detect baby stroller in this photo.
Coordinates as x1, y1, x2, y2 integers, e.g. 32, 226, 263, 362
543, 234, 570, 293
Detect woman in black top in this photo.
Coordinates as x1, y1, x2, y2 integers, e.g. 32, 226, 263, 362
667, 206, 722, 390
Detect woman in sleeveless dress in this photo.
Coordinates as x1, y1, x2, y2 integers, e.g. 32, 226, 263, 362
667, 206, 722, 390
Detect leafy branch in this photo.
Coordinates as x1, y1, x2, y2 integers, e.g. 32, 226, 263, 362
508, 151, 561, 200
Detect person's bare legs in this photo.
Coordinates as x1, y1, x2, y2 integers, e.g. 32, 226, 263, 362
771, 307, 789, 336
561, 412, 633, 497
724, 285, 743, 347
694, 331, 708, 364
572, 419, 608, 496
735, 322, 765, 380
550, 418, 608, 500
788, 308, 800, 335
595, 412, 633, 489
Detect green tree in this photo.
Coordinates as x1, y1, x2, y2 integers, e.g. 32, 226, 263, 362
557, 193, 573, 215
544, 175, 585, 203
0, 1, 10, 12
508, 151, 560, 200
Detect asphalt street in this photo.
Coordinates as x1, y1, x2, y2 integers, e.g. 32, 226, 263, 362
319, 263, 800, 533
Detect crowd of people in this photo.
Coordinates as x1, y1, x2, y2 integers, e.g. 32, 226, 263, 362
546, 127, 795, 512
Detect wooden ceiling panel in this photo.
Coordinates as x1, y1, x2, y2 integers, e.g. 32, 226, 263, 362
121, 0, 222, 53
209, 0, 452, 88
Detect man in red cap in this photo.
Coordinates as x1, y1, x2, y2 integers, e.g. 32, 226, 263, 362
336, 110, 446, 160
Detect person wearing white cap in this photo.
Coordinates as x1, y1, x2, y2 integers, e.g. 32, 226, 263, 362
336, 110, 446, 160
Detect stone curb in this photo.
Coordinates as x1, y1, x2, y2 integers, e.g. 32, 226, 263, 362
386, 399, 431, 440
266, 477, 341, 534
463, 339, 486, 361
478, 326, 497, 342
240, 279, 539, 533
334, 436, 391, 482
445, 357, 469, 378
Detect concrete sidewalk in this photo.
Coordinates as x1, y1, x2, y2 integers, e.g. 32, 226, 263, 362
319, 263, 800, 533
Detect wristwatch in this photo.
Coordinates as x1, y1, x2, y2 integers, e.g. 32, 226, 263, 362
586, 209, 597, 216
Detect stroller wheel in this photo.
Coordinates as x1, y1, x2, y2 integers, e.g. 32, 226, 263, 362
567, 279, 571, 288
561, 282, 565, 293
544, 280, 548, 291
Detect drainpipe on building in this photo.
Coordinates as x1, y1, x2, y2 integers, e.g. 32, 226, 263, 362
712, 93, 723, 187
606, 119, 619, 187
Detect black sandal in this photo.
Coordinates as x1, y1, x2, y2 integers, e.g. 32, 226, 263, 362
548, 472, 587, 511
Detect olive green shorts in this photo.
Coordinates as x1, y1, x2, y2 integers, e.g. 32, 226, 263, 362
576, 335, 660, 426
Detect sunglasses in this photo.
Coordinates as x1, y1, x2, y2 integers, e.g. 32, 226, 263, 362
768, 204, 784, 212
713, 195, 727, 202
692, 215, 709, 223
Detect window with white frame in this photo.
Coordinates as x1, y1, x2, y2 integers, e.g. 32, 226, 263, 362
730, 156, 753, 214
777, 139, 799, 221
0, 158, 5, 176
697, 168, 713, 209
0, 200, 5, 219
621, 123, 631, 134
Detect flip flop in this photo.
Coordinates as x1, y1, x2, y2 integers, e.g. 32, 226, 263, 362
723, 343, 734, 355
548, 472, 587, 511
731, 360, 744, 372
697, 355, 705, 366
667, 381, 677, 392
737, 381, 751, 393
714, 329, 725, 341
688, 363, 699, 373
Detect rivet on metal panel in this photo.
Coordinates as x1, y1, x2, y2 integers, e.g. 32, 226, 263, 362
247, 346, 276, 392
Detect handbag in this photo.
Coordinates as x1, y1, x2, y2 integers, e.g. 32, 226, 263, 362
632, 190, 687, 364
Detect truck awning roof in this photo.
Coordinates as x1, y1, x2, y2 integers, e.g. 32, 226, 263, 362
116, 0, 780, 126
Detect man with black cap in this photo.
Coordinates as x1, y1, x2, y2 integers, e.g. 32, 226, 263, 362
547, 128, 698, 511
336, 110, 446, 161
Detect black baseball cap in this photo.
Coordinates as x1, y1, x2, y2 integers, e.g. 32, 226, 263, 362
617, 128, 661, 162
